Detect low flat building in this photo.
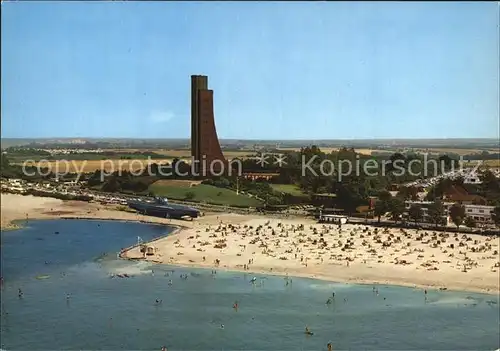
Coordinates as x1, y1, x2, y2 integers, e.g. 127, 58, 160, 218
318, 213, 348, 224
404, 200, 454, 225
464, 204, 496, 225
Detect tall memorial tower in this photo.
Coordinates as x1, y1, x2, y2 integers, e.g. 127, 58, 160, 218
190, 75, 226, 176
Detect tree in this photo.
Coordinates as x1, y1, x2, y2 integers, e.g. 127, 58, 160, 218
102, 177, 121, 193
374, 200, 388, 223
408, 204, 423, 226
87, 170, 104, 187
397, 186, 418, 201
388, 152, 406, 173
491, 206, 500, 227
427, 200, 445, 228
1, 153, 10, 169
449, 204, 466, 230
389, 198, 405, 223
378, 190, 392, 202
336, 183, 364, 216
464, 216, 476, 228
479, 170, 500, 205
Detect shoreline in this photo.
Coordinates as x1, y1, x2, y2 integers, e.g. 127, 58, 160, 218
2, 193, 499, 295
123, 236, 500, 296
121, 216, 500, 296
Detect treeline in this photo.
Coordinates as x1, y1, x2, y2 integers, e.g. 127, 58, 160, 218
26, 189, 93, 202
87, 170, 157, 194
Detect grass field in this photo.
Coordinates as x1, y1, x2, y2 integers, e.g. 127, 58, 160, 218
149, 182, 262, 207
270, 184, 306, 196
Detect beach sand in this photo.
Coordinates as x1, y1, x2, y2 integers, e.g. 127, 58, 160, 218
127, 217, 500, 294
2, 193, 499, 294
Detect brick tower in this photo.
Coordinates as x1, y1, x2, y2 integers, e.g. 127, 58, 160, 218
190, 75, 226, 177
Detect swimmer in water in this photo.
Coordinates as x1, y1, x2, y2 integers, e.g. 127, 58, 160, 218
18, 288, 23, 298
233, 301, 238, 309
66, 293, 71, 300
220, 324, 224, 329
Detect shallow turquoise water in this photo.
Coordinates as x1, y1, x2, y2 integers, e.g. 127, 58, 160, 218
1, 219, 499, 350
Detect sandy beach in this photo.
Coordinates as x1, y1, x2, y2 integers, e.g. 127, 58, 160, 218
2, 193, 499, 294
125, 217, 500, 294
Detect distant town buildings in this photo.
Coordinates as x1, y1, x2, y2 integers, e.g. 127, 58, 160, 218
403, 200, 496, 226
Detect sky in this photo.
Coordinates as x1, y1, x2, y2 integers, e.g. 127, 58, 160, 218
1, 1, 499, 140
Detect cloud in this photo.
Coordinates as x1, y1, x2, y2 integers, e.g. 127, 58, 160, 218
149, 111, 174, 123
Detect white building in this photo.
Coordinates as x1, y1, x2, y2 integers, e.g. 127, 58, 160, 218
404, 200, 497, 226
318, 213, 348, 224
464, 204, 496, 224
463, 171, 481, 184
404, 201, 453, 225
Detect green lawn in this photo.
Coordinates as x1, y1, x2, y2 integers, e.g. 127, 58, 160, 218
270, 184, 305, 196
148, 183, 263, 207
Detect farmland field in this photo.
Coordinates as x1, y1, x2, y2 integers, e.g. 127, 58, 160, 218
108, 148, 254, 159
277, 147, 499, 156
18, 159, 174, 173
149, 182, 262, 207
461, 159, 500, 168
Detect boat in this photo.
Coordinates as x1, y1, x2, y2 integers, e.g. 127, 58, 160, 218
127, 197, 201, 220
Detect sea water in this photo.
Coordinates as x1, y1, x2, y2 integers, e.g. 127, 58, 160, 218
1, 219, 499, 350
